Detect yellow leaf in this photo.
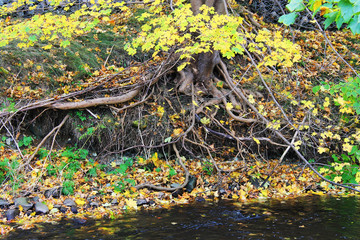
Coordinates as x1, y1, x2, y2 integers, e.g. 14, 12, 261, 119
75, 198, 86, 207
157, 106, 165, 118
138, 157, 146, 165
42, 44, 52, 50
333, 176, 342, 183
253, 137, 260, 145
111, 162, 117, 168
48, 203, 54, 211
172, 128, 184, 137
343, 143, 353, 153
125, 199, 138, 210
335, 96, 346, 106
248, 94, 255, 104
151, 152, 161, 167
226, 102, 233, 111
317, 146, 328, 154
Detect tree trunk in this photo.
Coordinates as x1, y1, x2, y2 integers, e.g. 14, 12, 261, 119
179, 0, 226, 95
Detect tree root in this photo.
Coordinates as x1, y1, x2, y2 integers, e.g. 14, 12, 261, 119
48, 89, 140, 110
178, 69, 194, 94
218, 59, 360, 193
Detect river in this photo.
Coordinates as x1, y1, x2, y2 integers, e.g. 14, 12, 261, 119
6, 195, 360, 239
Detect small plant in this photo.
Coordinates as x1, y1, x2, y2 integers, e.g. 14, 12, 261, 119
0, 98, 17, 113
167, 165, 177, 179
0, 158, 9, 183
57, 147, 88, 195
109, 157, 136, 192
202, 160, 213, 176
62, 180, 75, 195
113, 178, 136, 193
75, 110, 87, 121
18, 136, 33, 147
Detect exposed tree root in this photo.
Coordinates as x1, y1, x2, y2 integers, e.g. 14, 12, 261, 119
48, 89, 141, 110
218, 59, 360, 193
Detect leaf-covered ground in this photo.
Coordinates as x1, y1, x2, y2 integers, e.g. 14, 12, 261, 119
0, 143, 348, 236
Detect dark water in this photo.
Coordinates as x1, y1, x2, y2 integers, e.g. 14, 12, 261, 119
6, 195, 360, 239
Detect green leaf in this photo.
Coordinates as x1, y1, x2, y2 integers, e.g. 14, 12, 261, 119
312, 85, 321, 94
348, 15, 360, 34
28, 35, 37, 42
200, 117, 211, 125
279, 12, 298, 26
286, 0, 306, 12
324, 11, 339, 29
338, 0, 354, 23
60, 40, 71, 48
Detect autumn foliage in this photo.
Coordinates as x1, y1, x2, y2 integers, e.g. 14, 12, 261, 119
0, 0, 360, 236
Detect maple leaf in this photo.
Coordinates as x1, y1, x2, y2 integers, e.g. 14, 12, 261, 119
75, 198, 86, 207
333, 176, 342, 183
226, 102, 233, 110
317, 146, 328, 154
125, 199, 137, 210
342, 143, 353, 153
248, 94, 255, 104
172, 128, 184, 137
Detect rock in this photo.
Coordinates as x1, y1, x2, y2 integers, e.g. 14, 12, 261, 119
0, 199, 10, 209
136, 198, 148, 206
73, 218, 86, 225
44, 187, 62, 198
89, 202, 99, 208
60, 206, 67, 213
6, 209, 20, 221
14, 197, 33, 211
157, 192, 165, 199
35, 202, 49, 214
170, 183, 181, 188
50, 208, 59, 214
31, 196, 40, 202
70, 205, 78, 214
218, 188, 226, 196
195, 196, 205, 202
63, 198, 76, 207
185, 175, 197, 193
171, 189, 183, 198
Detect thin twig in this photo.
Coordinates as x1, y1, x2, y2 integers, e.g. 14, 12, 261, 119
21, 115, 70, 170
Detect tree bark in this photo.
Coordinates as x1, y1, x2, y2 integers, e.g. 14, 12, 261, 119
179, 0, 226, 95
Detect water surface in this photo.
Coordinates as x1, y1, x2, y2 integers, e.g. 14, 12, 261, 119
6, 195, 360, 239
